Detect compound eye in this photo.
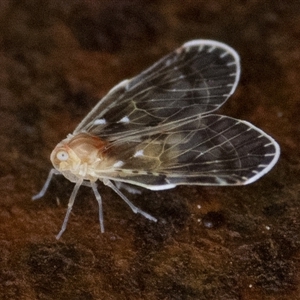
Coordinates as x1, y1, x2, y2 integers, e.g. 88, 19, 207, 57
56, 150, 69, 161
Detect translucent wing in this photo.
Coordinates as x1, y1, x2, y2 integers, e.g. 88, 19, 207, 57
33, 39, 280, 238
73, 40, 240, 139
94, 115, 280, 189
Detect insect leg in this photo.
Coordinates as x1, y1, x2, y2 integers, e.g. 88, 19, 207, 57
56, 178, 83, 240
90, 182, 105, 233
103, 179, 157, 222
114, 181, 142, 195
32, 168, 61, 200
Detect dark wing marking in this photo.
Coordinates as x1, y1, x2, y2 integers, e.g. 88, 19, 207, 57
97, 115, 280, 189
73, 40, 240, 137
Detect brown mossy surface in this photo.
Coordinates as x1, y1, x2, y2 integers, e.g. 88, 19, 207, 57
0, 1, 300, 299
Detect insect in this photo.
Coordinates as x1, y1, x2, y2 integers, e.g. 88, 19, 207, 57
32, 40, 280, 239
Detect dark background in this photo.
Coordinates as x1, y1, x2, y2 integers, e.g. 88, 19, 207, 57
0, 1, 299, 299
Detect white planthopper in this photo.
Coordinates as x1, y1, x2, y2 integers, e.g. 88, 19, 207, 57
32, 40, 280, 239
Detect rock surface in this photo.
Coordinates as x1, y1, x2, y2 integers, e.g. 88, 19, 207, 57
0, 1, 299, 299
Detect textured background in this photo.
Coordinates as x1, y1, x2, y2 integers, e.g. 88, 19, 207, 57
0, 1, 299, 299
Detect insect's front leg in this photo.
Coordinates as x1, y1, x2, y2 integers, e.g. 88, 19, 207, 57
56, 178, 83, 239
32, 168, 61, 200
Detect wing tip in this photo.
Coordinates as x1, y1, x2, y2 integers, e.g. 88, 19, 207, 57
182, 39, 240, 63
181, 39, 241, 98
242, 122, 281, 185
243, 142, 280, 185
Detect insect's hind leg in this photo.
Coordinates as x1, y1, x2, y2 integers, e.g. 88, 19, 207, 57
32, 168, 61, 200
103, 179, 157, 222
114, 181, 142, 195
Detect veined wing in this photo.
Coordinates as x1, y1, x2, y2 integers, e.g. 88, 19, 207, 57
92, 115, 280, 189
33, 39, 280, 239
73, 40, 240, 138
